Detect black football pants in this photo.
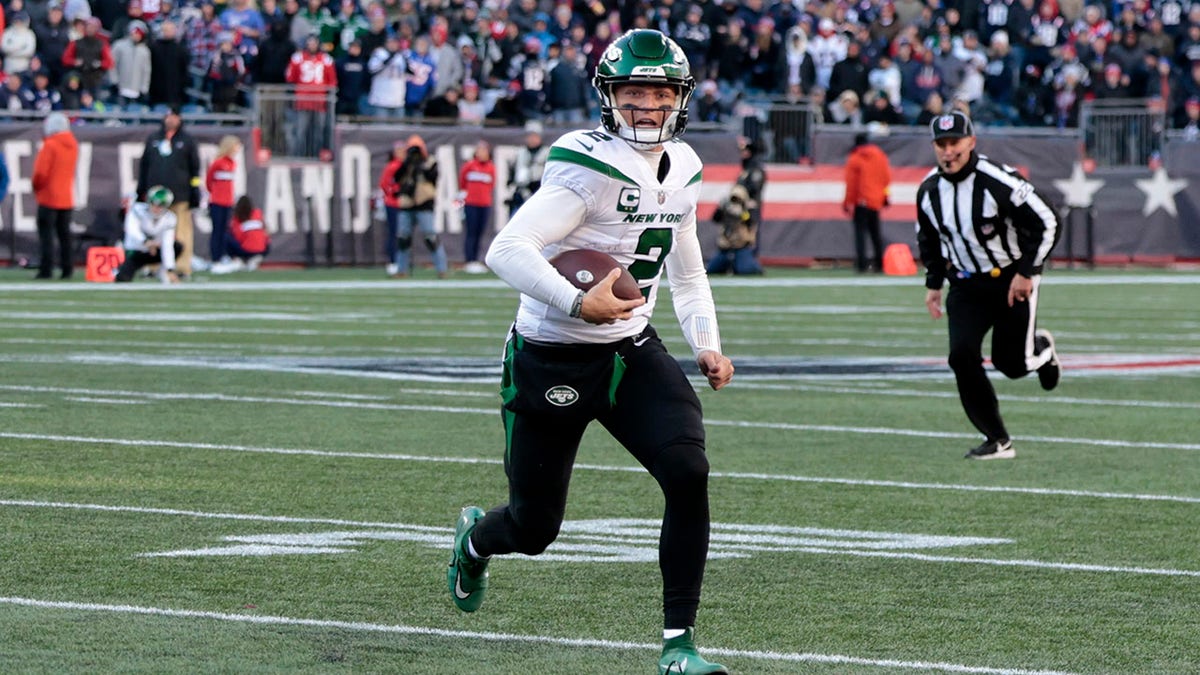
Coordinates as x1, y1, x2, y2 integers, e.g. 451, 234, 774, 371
945, 266, 1045, 443
471, 326, 712, 630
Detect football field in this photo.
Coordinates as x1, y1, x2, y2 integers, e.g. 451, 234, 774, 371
1, 268, 1198, 673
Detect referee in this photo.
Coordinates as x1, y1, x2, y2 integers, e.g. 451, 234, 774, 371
916, 111, 1062, 460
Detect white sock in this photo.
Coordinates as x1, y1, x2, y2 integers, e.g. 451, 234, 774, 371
467, 537, 488, 561
664, 628, 686, 640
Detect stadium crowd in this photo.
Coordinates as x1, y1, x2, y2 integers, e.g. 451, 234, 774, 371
2, 0, 1200, 131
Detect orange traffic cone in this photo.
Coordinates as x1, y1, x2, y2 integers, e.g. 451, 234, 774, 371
882, 243, 918, 276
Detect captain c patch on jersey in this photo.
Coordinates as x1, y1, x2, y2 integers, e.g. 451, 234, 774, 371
617, 187, 640, 212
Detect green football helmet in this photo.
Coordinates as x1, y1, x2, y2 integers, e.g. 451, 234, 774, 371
592, 29, 696, 150
147, 185, 174, 208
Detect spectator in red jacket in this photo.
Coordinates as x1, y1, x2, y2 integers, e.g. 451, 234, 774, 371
32, 112, 79, 279
61, 17, 113, 95
843, 132, 892, 273
457, 139, 495, 274
285, 33, 337, 157
211, 195, 270, 273
205, 134, 241, 266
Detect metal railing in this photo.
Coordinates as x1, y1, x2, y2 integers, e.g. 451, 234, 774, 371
741, 100, 822, 163
254, 84, 338, 163
1080, 98, 1166, 169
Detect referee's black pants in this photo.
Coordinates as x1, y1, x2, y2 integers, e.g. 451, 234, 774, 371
472, 326, 712, 630
944, 266, 1045, 443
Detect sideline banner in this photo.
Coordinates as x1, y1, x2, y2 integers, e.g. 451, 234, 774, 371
1, 122, 1197, 266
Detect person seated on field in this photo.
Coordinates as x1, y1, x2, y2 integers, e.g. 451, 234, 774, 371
211, 195, 270, 273
115, 185, 182, 283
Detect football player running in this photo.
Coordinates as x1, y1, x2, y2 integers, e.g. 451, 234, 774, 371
447, 29, 733, 674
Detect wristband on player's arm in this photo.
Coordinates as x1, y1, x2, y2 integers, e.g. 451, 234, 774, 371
569, 290, 585, 318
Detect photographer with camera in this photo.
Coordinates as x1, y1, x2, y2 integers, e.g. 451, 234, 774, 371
704, 183, 763, 275
378, 134, 448, 278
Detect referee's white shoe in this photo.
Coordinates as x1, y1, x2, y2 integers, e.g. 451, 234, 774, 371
1035, 329, 1061, 391
966, 439, 1015, 460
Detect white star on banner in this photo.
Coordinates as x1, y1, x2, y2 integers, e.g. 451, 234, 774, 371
1135, 167, 1188, 217
1052, 162, 1105, 208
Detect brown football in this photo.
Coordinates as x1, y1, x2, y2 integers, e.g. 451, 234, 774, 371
548, 249, 642, 301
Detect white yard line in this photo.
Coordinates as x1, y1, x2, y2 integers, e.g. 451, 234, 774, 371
4, 432, 1200, 505
745, 382, 1200, 410
4, 498, 1199, 579
0, 596, 1074, 674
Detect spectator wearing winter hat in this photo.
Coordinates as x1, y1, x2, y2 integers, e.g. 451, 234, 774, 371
57, 70, 82, 109
2, 11, 38, 75
254, 16, 294, 84
545, 41, 588, 124
207, 30, 245, 112
0, 72, 36, 114
367, 31, 406, 117
457, 79, 486, 124
34, 1, 72, 85
148, 20, 189, 108
62, 18, 114, 95
429, 18, 464, 97
110, 19, 151, 106
112, 0, 146, 47
809, 17, 849, 90
359, 3, 389, 56
32, 112, 77, 280
29, 69, 61, 111
673, 5, 710, 79
335, 38, 369, 114
692, 79, 727, 122
1180, 97, 1200, 139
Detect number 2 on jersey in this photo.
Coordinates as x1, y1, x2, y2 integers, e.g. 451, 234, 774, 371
628, 228, 672, 299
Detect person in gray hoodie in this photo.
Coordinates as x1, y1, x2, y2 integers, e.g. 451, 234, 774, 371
110, 19, 152, 106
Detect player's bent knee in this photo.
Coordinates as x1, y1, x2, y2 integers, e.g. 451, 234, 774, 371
991, 356, 1027, 379
396, 236, 412, 250
423, 235, 440, 251
650, 442, 709, 495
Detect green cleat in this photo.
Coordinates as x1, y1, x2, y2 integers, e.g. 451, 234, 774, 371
447, 506, 489, 612
658, 628, 728, 674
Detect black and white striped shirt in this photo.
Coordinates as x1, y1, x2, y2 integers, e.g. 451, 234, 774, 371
915, 152, 1059, 290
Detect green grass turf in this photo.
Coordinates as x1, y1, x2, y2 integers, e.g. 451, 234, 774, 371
0, 266, 1198, 673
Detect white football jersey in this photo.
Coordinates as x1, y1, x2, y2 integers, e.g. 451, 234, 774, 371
123, 202, 179, 269
511, 126, 709, 346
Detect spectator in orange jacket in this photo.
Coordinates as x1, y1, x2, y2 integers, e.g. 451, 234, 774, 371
32, 112, 79, 279
843, 132, 892, 273
457, 139, 495, 274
